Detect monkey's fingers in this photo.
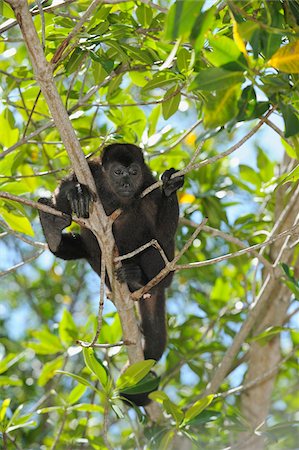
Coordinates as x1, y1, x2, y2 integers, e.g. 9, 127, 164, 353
67, 183, 93, 218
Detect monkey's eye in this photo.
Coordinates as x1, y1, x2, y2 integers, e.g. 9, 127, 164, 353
129, 166, 139, 176
114, 169, 122, 176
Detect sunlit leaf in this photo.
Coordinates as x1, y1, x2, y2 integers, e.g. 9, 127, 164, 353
118, 372, 159, 395
184, 395, 214, 423
165, 1, 204, 40
232, 18, 249, 61
116, 359, 155, 390
83, 347, 109, 388
159, 430, 175, 450
0, 376, 23, 387
136, 4, 153, 28
0, 398, 11, 422
179, 192, 196, 204
268, 40, 299, 73
162, 85, 181, 120
58, 309, 78, 346
67, 384, 87, 405
0, 208, 34, 236
190, 68, 244, 91
203, 84, 241, 128
38, 356, 64, 386
0, 114, 19, 148
56, 370, 100, 393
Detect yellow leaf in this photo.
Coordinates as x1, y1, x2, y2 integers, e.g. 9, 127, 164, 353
268, 40, 299, 73
179, 193, 195, 204
232, 18, 249, 61
1, 209, 34, 236
184, 132, 196, 146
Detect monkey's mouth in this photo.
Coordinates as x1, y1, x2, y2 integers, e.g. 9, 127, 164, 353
118, 188, 134, 197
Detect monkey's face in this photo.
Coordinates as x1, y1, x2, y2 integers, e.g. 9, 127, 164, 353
106, 161, 143, 199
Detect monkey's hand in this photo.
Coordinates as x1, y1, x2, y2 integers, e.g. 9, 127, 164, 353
161, 168, 184, 197
116, 263, 145, 292
65, 182, 95, 218
38, 198, 72, 252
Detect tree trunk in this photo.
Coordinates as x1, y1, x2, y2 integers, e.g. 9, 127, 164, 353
238, 155, 298, 449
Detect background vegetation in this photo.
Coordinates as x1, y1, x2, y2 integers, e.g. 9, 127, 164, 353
0, 0, 299, 449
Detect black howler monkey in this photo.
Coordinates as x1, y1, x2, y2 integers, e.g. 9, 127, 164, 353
38, 143, 184, 404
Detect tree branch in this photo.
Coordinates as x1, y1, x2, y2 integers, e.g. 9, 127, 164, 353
5, 0, 145, 377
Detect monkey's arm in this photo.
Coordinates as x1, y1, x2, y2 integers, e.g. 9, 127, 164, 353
156, 168, 184, 242
38, 178, 93, 260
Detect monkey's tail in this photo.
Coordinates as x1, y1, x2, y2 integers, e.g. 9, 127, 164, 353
139, 289, 166, 361
120, 290, 166, 407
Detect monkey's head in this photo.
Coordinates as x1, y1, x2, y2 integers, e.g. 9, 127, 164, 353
101, 144, 145, 200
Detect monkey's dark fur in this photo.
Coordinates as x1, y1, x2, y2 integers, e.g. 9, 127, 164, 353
38, 143, 184, 405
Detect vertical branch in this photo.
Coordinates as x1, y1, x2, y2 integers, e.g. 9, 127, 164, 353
5, 0, 145, 373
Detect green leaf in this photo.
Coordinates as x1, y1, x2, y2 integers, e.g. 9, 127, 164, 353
56, 370, 99, 393
142, 73, 179, 92
281, 163, 299, 184
160, 430, 175, 450
118, 372, 159, 395
83, 347, 109, 388
190, 68, 244, 91
67, 384, 87, 405
116, 359, 155, 390
248, 326, 287, 344
121, 44, 153, 65
0, 113, 19, 148
0, 376, 23, 387
38, 356, 64, 387
176, 48, 191, 72
65, 48, 86, 74
237, 21, 259, 41
184, 395, 214, 423
58, 309, 78, 346
7, 404, 24, 427
280, 104, 299, 138
37, 406, 64, 414
203, 84, 241, 128
129, 71, 152, 87
165, 1, 204, 40
7, 421, 36, 433
0, 352, 24, 375
136, 4, 153, 28
257, 148, 274, 182
148, 104, 161, 136
162, 85, 181, 120
191, 7, 215, 52
205, 35, 246, 70
27, 329, 64, 355
70, 403, 104, 412
164, 399, 184, 427
239, 164, 261, 188
149, 391, 168, 403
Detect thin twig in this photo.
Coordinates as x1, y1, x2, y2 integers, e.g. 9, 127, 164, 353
0, 191, 88, 228
0, 218, 46, 249
131, 218, 208, 300
0, 250, 44, 278
77, 340, 133, 348
218, 344, 299, 398
114, 238, 169, 266
141, 108, 275, 198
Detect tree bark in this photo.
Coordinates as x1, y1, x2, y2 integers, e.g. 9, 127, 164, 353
238, 156, 299, 449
